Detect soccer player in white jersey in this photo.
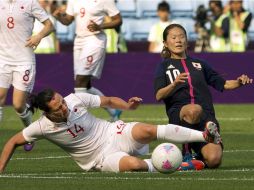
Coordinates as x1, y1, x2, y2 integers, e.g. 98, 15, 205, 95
0, 0, 54, 151
0, 89, 222, 173
53, 0, 123, 121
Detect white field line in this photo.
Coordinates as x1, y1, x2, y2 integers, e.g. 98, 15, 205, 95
6, 168, 254, 175
0, 175, 254, 181
11, 149, 254, 161
12, 156, 70, 160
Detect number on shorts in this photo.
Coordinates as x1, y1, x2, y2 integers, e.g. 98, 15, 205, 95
23, 70, 30, 82
7, 17, 15, 29
85, 55, 93, 69
80, 8, 85, 18
67, 124, 84, 138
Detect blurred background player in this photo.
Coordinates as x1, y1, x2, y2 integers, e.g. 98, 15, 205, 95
209, 0, 230, 52
104, 15, 128, 53
0, 0, 54, 151
154, 24, 253, 169
33, 0, 59, 54
0, 88, 221, 173
226, 0, 252, 52
53, 0, 123, 121
148, 1, 173, 53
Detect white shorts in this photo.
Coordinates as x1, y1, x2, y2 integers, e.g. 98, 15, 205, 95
0, 63, 36, 92
96, 121, 149, 172
74, 45, 106, 79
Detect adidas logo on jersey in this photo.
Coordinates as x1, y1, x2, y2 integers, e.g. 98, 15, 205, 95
168, 65, 175, 69
192, 62, 202, 70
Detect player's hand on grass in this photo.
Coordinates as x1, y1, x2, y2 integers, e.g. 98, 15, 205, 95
237, 74, 253, 85
127, 97, 143, 110
173, 72, 189, 86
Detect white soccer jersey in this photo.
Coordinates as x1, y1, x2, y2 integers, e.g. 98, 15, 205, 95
23, 93, 113, 171
66, 0, 119, 48
0, 0, 49, 64
66, 0, 119, 37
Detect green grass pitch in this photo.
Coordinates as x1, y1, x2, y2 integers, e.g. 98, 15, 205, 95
0, 104, 254, 190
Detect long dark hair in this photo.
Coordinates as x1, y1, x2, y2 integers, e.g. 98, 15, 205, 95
29, 89, 55, 113
161, 24, 188, 59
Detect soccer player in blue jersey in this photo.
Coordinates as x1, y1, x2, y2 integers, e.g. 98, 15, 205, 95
154, 24, 253, 170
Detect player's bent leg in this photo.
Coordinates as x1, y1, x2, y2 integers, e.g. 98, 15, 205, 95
180, 104, 203, 124
119, 156, 148, 172
74, 75, 91, 90
201, 143, 223, 168
100, 152, 148, 172
131, 123, 157, 144
13, 88, 32, 126
131, 122, 221, 145
12, 88, 27, 113
13, 88, 34, 151
179, 104, 203, 160
0, 88, 8, 123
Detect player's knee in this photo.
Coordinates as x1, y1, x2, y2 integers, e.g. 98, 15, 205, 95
13, 102, 25, 113
75, 75, 90, 87
0, 94, 7, 106
145, 125, 156, 136
142, 125, 157, 140
205, 154, 222, 169
126, 158, 144, 171
183, 105, 202, 123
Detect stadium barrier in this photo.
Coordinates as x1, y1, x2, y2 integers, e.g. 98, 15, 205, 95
6, 52, 254, 104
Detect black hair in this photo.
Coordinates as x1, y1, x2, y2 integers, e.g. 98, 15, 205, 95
29, 89, 55, 113
161, 24, 187, 58
158, 1, 170, 12
209, 0, 223, 10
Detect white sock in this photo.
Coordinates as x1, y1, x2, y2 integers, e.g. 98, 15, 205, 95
74, 88, 87, 93
16, 105, 32, 127
144, 159, 157, 172
157, 124, 205, 143
0, 107, 3, 123
87, 87, 116, 116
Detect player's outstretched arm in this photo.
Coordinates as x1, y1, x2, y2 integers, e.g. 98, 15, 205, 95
100, 96, 142, 111
224, 74, 253, 90
0, 132, 27, 173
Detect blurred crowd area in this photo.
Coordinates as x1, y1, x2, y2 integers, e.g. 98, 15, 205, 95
36, 0, 254, 53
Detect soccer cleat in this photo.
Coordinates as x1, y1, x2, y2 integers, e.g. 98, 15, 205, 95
24, 142, 35, 151
178, 159, 205, 171
111, 109, 122, 122
203, 121, 222, 144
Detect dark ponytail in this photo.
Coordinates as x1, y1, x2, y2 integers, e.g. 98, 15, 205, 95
28, 89, 55, 113
160, 23, 188, 59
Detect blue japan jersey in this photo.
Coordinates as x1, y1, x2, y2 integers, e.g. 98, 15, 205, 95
154, 56, 226, 116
